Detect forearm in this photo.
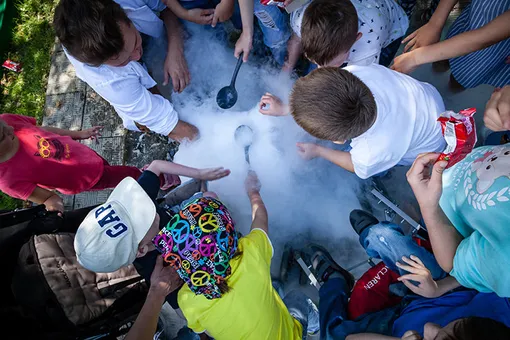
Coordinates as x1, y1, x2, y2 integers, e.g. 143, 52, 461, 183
317, 147, 355, 173
285, 34, 303, 70
161, 8, 185, 53
238, 0, 254, 35
436, 275, 461, 296
249, 192, 268, 232
147, 160, 201, 178
162, 0, 189, 20
125, 290, 166, 340
415, 10, 510, 65
421, 205, 463, 272
41, 126, 81, 139
28, 186, 57, 204
427, 0, 458, 29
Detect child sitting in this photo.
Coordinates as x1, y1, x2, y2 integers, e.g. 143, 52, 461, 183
283, 0, 408, 71
275, 65, 445, 179
0, 114, 151, 212
75, 170, 318, 339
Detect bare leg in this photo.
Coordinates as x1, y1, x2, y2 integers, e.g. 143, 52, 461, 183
168, 120, 199, 142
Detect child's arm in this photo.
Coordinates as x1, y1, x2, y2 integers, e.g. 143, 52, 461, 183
296, 143, 355, 173
28, 187, 64, 213
393, 9, 510, 74
235, 0, 254, 62
145, 160, 230, 181
402, 0, 458, 52
40, 126, 102, 140
245, 170, 268, 233
283, 34, 303, 72
160, 8, 193, 93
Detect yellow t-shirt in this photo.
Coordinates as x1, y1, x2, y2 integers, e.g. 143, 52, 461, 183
178, 228, 303, 340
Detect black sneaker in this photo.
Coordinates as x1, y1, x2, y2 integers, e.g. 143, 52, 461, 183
308, 244, 355, 292
349, 209, 379, 236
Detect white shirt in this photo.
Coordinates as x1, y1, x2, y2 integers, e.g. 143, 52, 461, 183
65, 0, 179, 136
347, 64, 446, 179
291, 0, 409, 66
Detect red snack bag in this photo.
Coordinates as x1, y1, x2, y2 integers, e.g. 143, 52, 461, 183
436, 107, 477, 169
260, 0, 285, 7
2, 60, 22, 73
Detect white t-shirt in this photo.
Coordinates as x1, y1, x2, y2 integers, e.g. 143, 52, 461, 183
291, 0, 409, 66
65, 0, 179, 136
347, 64, 446, 179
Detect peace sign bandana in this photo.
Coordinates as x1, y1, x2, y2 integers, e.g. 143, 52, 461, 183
152, 197, 238, 299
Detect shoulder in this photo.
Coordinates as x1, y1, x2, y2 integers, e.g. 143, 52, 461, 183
0, 114, 37, 127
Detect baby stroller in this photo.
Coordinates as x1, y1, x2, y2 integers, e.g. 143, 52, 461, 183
0, 179, 204, 340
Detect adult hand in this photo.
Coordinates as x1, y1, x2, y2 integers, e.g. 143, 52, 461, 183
397, 255, 440, 298
149, 256, 183, 297
163, 47, 190, 93
245, 170, 261, 196
235, 31, 252, 62
258, 93, 288, 116
484, 86, 510, 131
406, 153, 447, 210
197, 167, 231, 181
296, 142, 320, 160
77, 126, 103, 141
212, 0, 234, 27
391, 50, 420, 74
44, 194, 64, 214
186, 8, 215, 25
402, 23, 442, 53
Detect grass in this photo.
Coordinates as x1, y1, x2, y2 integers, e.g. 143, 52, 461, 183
0, 0, 58, 209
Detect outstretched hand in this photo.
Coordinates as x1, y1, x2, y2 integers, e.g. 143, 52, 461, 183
402, 23, 442, 53
258, 93, 288, 116
163, 48, 190, 93
150, 256, 183, 297
296, 142, 320, 160
484, 86, 510, 131
245, 170, 261, 196
235, 31, 252, 62
406, 153, 447, 210
391, 50, 419, 74
78, 126, 103, 141
397, 255, 440, 298
197, 167, 231, 181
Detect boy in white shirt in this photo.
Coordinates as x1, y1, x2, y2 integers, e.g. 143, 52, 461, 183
272, 65, 446, 179
53, 0, 198, 141
283, 0, 408, 71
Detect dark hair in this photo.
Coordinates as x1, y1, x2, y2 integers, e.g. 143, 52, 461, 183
218, 250, 243, 294
301, 0, 359, 66
53, 0, 131, 66
290, 67, 376, 141
435, 317, 510, 340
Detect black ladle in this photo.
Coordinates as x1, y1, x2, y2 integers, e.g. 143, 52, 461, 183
217, 53, 244, 109
234, 124, 253, 165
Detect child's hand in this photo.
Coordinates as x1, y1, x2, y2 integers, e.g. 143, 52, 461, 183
186, 8, 215, 25
258, 93, 288, 116
402, 22, 442, 53
397, 255, 440, 298
296, 142, 320, 160
391, 50, 419, 74
78, 126, 102, 141
484, 85, 510, 131
235, 31, 252, 62
197, 167, 230, 181
43, 194, 64, 214
406, 153, 446, 211
245, 170, 261, 196
212, 0, 234, 27
149, 256, 183, 297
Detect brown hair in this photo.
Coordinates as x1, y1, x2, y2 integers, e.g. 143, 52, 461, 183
53, 0, 131, 66
290, 67, 376, 141
218, 250, 243, 294
301, 0, 359, 66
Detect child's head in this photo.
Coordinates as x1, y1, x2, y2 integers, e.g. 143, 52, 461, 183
301, 0, 361, 67
54, 0, 142, 67
0, 118, 16, 158
153, 196, 238, 300
290, 67, 376, 142
75, 177, 159, 273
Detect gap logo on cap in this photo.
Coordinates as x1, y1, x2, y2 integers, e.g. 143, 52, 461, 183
95, 204, 128, 238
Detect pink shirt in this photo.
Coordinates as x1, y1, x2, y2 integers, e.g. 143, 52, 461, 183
0, 114, 104, 199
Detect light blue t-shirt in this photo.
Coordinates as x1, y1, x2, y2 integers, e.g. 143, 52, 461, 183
440, 144, 510, 297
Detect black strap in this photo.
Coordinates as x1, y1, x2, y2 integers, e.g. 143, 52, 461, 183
98, 276, 145, 297
0, 205, 47, 229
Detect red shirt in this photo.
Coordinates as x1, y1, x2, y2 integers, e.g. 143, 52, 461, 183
0, 114, 104, 199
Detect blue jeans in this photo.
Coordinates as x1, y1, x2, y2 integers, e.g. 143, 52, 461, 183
319, 222, 447, 340
253, 2, 291, 65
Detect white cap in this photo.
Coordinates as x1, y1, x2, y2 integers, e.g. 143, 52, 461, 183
74, 177, 156, 273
